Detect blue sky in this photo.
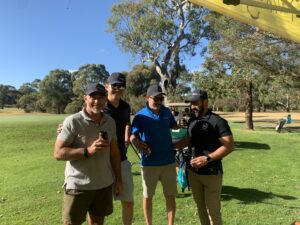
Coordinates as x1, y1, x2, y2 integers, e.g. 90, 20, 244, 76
0, 0, 203, 89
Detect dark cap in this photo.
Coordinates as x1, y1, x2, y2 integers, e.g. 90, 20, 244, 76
107, 72, 126, 85
185, 89, 208, 103
85, 83, 107, 96
146, 84, 166, 97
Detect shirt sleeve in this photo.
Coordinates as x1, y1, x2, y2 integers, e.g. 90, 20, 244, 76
167, 108, 177, 128
170, 114, 177, 128
57, 116, 76, 144
131, 115, 140, 136
216, 118, 232, 137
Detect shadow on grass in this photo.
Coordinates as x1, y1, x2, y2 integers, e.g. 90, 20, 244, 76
222, 186, 297, 204
255, 126, 300, 133
176, 192, 192, 198
132, 171, 141, 176
234, 141, 270, 150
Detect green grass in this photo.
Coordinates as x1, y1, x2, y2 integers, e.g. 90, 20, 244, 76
0, 114, 299, 225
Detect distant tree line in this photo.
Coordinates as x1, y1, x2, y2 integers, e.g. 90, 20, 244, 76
0, 63, 186, 114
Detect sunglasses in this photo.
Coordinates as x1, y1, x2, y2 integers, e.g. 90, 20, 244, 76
111, 83, 126, 90
151, 96, 165, 102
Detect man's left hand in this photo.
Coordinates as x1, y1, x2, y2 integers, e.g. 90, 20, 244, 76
190, 156, 208, 169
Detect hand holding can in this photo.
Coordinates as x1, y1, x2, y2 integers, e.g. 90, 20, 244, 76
99, 131, 108, 140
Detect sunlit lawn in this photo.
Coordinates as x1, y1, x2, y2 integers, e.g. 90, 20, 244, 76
0, 112, 299, 224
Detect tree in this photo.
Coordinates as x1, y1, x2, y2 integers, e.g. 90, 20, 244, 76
17, 80, 41, 112
125, 64, 159, 113
65, 64, 110, 113
72, 64, 109, 97
17, 93, 39, 113
38, 69, 73, 114
202, 12, 300, 129
126, 64, 159, 97
107, 0, 208, 95
0, 84, 19, 109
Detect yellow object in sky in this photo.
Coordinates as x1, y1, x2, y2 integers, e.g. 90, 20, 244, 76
190, 0, 300, 43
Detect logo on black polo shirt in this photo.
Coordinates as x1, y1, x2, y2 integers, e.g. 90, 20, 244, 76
202, 122, 208, 131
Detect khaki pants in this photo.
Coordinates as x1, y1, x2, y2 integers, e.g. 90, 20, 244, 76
188, 170, 223, 225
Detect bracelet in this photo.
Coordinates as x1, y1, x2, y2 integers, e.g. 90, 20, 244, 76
83, 148, 89, 158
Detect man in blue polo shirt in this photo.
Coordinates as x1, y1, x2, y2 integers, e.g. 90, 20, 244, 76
130, 84, 179, 225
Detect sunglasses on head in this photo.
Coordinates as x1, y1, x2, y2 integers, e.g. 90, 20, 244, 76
111, 83, 126, 90
151, 96, 165, 102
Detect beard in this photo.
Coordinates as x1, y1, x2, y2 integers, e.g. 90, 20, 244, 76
192, 104, 204, 118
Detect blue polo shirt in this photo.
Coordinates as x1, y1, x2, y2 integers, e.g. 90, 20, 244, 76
131, 102, 177, 166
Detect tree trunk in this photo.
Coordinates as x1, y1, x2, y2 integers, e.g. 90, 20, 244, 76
155, 65, 169, 91
245, 81, 254, 130
286, 94, 290, 112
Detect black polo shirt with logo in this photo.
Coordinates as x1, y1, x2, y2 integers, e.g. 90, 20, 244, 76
103, 99, 131, 161
187, 110, 232, 175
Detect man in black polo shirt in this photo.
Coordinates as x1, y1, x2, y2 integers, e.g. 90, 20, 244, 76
174, 89, 234, 225
104, 72, 133, 225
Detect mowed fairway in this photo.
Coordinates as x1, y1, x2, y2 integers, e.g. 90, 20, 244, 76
0, 109, 299, 225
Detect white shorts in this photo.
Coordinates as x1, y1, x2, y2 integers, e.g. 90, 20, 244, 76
114, 159, 134, 202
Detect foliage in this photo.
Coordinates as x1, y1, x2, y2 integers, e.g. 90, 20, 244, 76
194, 12, 300, 128
129, 95, 147, 114
18, 79, 40, 95
0, 84, 19, 108
38, 69, 73, 114
72, 64, 109, 96
126, 64, 159, 97
17, 92, 40, 113
124, 64, 159, 112
66, 64, 110, 113
107, 0, 209, 93
17, 80, 41, 112
64, 98, 83, 114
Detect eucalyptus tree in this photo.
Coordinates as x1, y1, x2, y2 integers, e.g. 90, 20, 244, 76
125, 64, 159, 113
65, 64, 110, 113
38, 69, 73, 114
17, 79, 41, 112
0, 84, 19, 109
203, 12, 300, 129
107, 0, 209, 95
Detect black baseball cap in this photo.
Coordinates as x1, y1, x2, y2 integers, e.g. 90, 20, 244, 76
146, 84, 166, 97
107, 72, 126, 85
85, 83, 107, 96
185, 89, 208, 103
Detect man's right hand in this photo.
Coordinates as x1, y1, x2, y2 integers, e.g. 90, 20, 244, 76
86, 137, 109, 156
134, 139, 151, 156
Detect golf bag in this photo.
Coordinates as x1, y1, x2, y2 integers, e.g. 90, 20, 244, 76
275, 118, 286, 133
175, 148, 191, 192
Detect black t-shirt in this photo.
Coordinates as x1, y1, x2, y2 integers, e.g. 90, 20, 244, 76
103, 99, 131, 161
187, 110, 232, 175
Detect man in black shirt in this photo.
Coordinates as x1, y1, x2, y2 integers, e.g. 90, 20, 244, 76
104, 72, 133, 225
174, 89, 234, 225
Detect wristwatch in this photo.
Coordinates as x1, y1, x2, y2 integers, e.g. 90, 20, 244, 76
83, 148, 89, 158
205, 155, 212, 163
